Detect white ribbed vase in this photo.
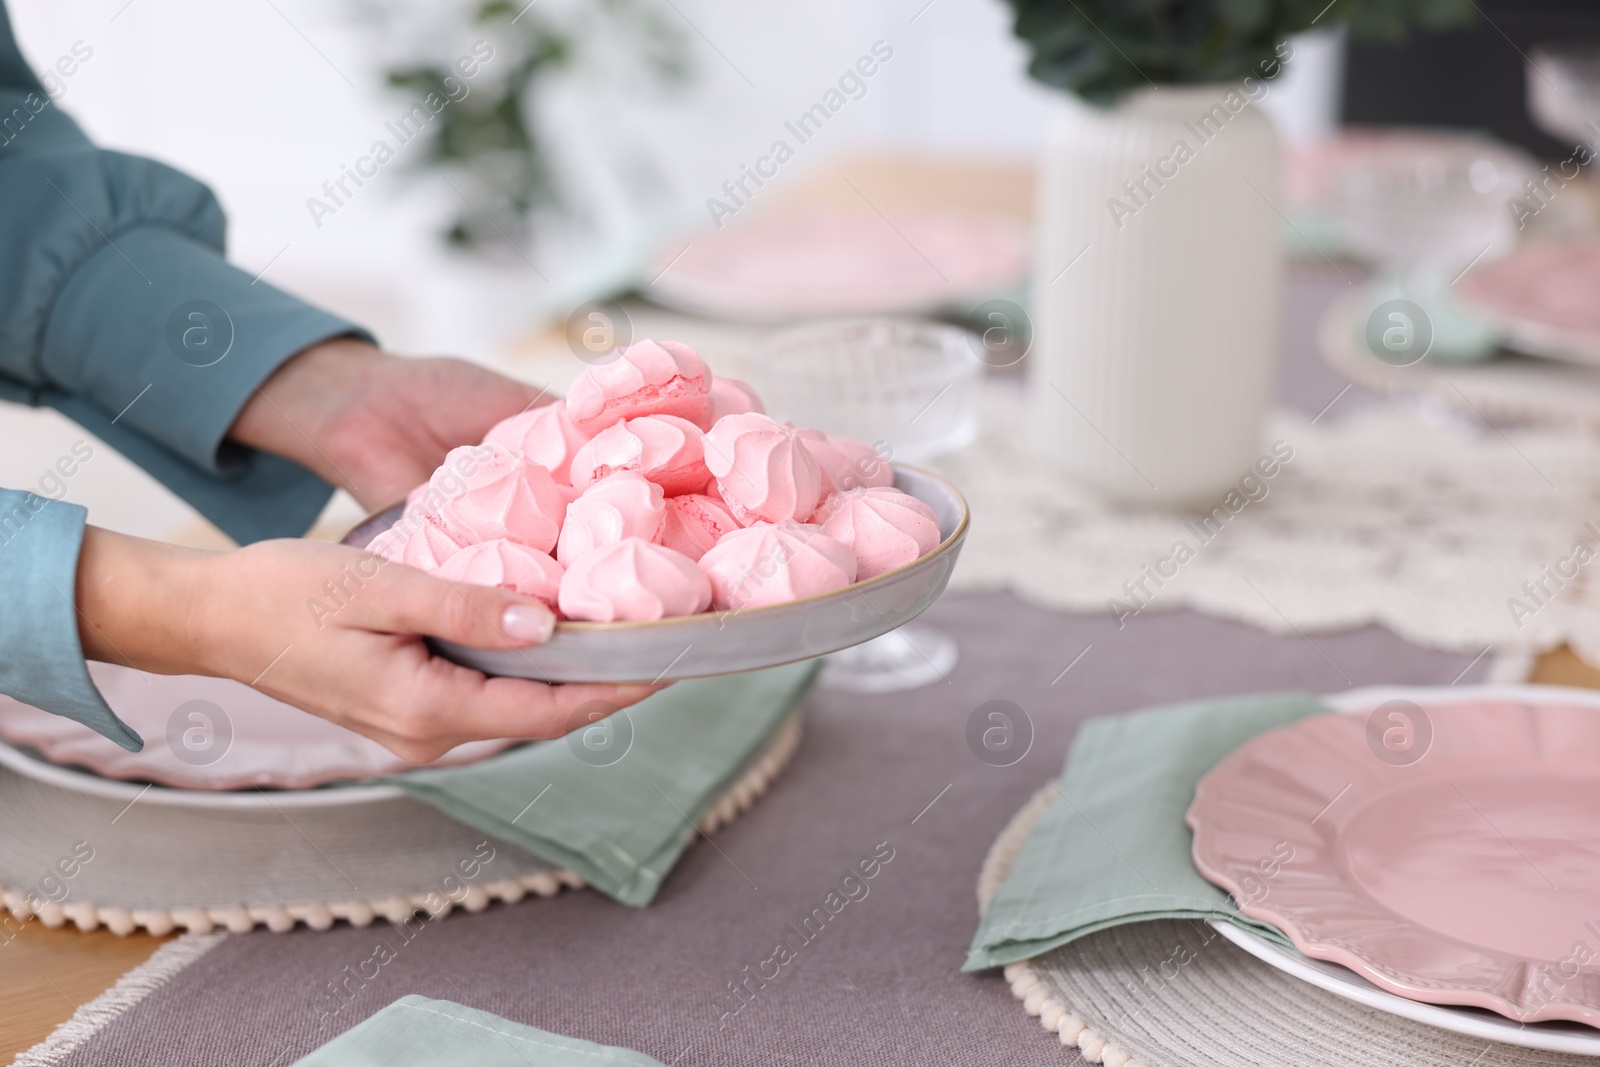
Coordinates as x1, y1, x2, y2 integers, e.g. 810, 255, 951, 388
1029, 85, 1283, 506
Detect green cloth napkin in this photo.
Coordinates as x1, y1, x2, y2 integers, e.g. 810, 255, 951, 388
964, 691, 1328, 971
292, 995, 665, 1067
392, 662, 818, 908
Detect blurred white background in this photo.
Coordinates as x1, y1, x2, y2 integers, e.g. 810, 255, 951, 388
8, 0, 1051, 354
3, 0, 1052, 540
2, 0, 1335, 542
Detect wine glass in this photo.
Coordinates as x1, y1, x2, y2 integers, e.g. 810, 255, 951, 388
1335, 133, 1532, 362
754, 319, 981, 693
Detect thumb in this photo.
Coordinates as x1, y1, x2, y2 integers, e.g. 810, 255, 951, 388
356, 560, 557, 649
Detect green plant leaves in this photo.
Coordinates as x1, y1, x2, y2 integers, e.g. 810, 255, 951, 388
381, 0, 688, 250
1004, 0, 1475, 101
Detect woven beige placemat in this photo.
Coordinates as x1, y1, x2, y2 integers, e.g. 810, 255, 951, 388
0, 711, 800, 937
978, 785, 1596, 1067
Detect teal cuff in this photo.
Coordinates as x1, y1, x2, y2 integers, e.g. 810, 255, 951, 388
0, 490, 138, 750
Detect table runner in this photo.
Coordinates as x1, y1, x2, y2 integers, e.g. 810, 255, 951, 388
37, 593, 1486, 1067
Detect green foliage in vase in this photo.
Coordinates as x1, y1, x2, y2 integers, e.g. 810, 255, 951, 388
382, 0, 689, 249
1005, 0, 1476, 104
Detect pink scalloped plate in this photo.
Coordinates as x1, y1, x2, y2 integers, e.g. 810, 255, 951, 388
0, 662, 516, 791
644, 209, 1028, 322
1188, 696, 1600, 1029
1457, 239, 1600, 366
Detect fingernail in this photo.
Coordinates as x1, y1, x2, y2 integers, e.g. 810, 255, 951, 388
502, 603, 555, 644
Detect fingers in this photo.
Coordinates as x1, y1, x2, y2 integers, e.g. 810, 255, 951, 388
350, 463, 433, 514
446, 675, 667, 743
375, 659, 668, 762
470, 681, 665, 739
299, 543, 672, 759
433, 357, 546, 419
346, 559, 556, 650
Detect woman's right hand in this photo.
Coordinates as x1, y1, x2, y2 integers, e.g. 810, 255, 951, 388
74, 527, 663, 762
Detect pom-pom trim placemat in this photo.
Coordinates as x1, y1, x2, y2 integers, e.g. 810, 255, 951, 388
0, 711, 799, 937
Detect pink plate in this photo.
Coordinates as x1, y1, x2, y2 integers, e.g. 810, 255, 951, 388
644, 209, 1028, 322
0, 662, 516, 791
1286, 129, 1460, 209
1457, 239, 1600, 366
1188, 698, 1600, 1028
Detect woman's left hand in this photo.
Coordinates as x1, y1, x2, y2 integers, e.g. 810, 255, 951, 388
75, 529, 663, 763
231, 337, 549, 510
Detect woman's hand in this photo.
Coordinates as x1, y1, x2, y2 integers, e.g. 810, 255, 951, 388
74, 527, 662, 763
230, 337, 548, 510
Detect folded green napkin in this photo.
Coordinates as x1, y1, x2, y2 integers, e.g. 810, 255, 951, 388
293, 995, 665, 1067
964, 691, 1328, 971
392, 662, 818, 908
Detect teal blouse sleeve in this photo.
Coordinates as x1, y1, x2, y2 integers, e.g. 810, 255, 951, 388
0, 3, 377, 749
0, 491, 141, 750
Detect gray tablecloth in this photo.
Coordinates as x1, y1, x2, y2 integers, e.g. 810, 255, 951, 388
54, 593, 1482, 1067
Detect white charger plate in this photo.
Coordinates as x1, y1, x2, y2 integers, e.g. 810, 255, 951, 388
1211, 923, 1600, 1056
0, 665, 513, 795
1208, 683, 1600, 1057
0, 732, 401, 809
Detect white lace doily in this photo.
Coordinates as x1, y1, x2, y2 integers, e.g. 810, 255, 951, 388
932, 384, 1600, 662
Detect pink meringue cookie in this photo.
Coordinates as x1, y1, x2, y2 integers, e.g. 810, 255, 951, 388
557, 481, 584, 508
558, 537, 711, 622
403, 474, 463, 524
402, 522, 468, 570
696, 376, 765, 429
437, 539, 564, 608
367, 518, 467, 572
698, 522, 857, 611
794, 427, 895, 495
659, 493, 742, 562
565, 339, 710, 435
703, 413, 824, 526
555, 470, 667, 566
482, 403, 589, 484
427, 444, 567, 554
814, 486, 941, 579
362, 526, 410, 563
568, 414, 712, 496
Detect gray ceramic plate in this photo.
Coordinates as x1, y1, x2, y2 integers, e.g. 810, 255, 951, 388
342, 467, 969, 683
